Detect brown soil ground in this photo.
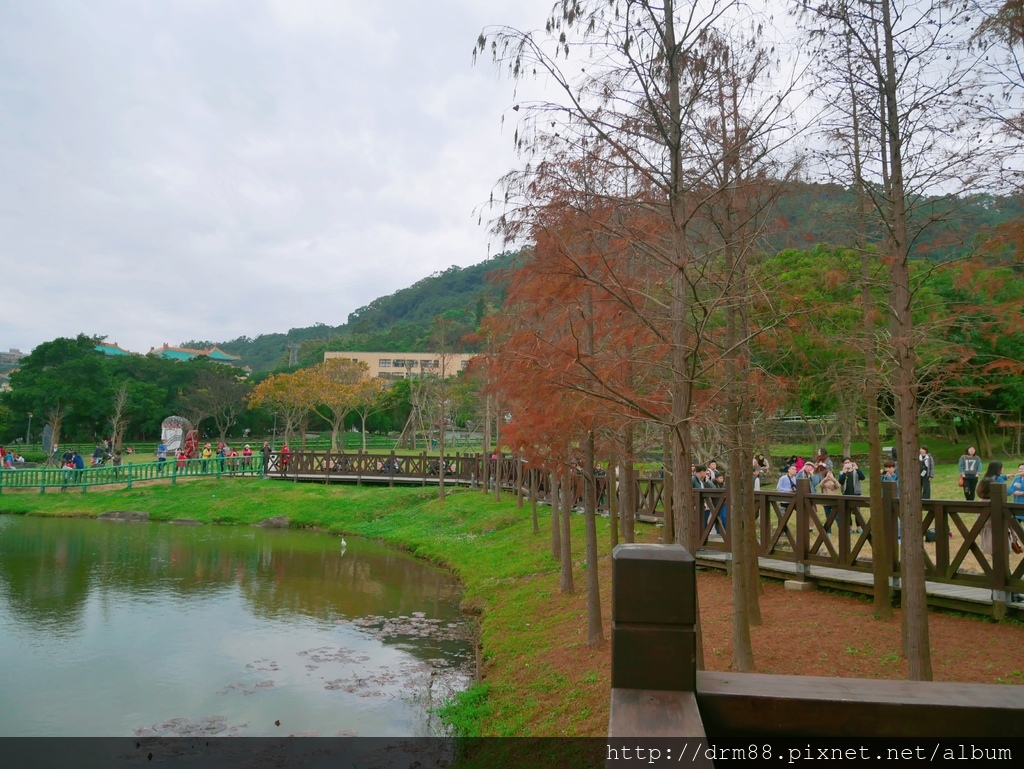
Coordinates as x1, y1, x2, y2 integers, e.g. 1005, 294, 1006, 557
487, 555, 1024, 737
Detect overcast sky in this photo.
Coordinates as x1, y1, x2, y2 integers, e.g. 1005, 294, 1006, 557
0, 0, 555, 355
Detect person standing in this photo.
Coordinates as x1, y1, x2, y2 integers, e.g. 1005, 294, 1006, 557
776, 463, 799, 493
156, 441, 168, 475
260, 440, 271, 476
918, 446, 935, 500
1007, 463, 1024, 511
815, 448, 834, 474
978, 461, 1007, 555
818, 468, 841, 535
72, 450, 85, 487
201, 443, 214, 473
800, 460, 820, 493
692, 466, 720, 536
776, 464, 799, 515
839, 458, 864, 496
958, 446, 982, 501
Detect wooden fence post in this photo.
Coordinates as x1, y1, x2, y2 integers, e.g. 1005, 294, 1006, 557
990, 483, 1010, 619
516, 455, 524, 508
608, 543, 708, 743
881, 480, 900, 597
783, 478, 812, 590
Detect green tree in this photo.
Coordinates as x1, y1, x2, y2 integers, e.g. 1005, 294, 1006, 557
3, 335, 112, 441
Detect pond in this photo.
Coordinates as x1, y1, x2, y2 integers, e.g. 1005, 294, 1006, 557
0, 514, 474, 737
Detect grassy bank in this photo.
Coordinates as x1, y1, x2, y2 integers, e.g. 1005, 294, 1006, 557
0, 478, 639, 736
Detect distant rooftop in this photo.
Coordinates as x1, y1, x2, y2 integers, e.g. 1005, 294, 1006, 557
149, 343, 242, 364
95, 341, 136, 357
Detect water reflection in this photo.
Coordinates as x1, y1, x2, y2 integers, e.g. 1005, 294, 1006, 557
0, 515, 473, 736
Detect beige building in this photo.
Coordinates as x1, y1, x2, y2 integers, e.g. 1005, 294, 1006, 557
323, 351, 475, 380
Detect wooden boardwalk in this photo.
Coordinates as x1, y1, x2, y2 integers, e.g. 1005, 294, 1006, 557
696, 548, 1024, 612
266, 451, 1024, 618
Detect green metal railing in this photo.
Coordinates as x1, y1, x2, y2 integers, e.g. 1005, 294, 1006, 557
0, 456, 265, 494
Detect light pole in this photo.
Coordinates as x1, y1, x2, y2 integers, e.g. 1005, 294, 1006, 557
26, 412, 32, 447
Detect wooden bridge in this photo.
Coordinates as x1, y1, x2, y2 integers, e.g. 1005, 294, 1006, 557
267, 451, 1024, 618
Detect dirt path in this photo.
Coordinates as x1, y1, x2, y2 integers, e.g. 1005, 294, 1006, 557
486, 557, 1024, 737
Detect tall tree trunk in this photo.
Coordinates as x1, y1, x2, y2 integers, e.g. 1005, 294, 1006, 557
843, 11, 892, 623
530, 465, 540, 535
584, 432, 605, 647
608, 449, 620, 549
881, 0, 931, 681
482, 396, 491, 494
550, 468, 561, 559
559, 471, 575, 593
861, 221, 892, 622
493, 409, 502, 503
662, 427, 675, 542
623, 424, 636, 543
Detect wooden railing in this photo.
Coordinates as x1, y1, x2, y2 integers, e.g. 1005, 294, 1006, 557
0, 456, 263, 493
608, 544, 1024, 745
693, 478, 1024, 615
263, 453, 1024, 612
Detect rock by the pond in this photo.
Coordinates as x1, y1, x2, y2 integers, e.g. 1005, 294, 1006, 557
98, 510, 150, 522
171, 518, 203, 525
254, 516, 290, 528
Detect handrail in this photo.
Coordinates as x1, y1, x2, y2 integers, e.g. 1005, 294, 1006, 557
0, 456, 263, 493
608, 544, 1024, 742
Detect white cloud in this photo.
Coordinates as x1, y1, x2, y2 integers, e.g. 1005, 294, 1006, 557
0, 0, 559, 354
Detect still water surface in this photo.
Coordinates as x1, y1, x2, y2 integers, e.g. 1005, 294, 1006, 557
0, 514, 473, 737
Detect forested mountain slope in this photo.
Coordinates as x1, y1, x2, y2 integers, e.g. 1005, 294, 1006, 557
186, 184, 1021, 373
184, 251, 521, 372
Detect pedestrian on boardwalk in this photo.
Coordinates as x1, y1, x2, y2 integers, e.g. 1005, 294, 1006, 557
260, 441, 271, 476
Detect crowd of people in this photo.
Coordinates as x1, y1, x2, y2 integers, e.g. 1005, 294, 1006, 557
688, 445, 1024, 554
155, 440, 260, 475
0, 445, 26, 469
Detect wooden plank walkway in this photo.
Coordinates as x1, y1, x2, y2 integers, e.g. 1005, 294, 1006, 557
695, 549, 1024, 612
273, 472, 475, 486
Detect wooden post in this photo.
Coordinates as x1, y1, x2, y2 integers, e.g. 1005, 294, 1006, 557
516, 455, 524, 508
785, 478, 813, 590
608, 543, 708, 747
389, 450, 397, 488
530, 467, 539, 535
882, 479, 901, 597
990, 483, 1009, 619
880, 480, 898, 599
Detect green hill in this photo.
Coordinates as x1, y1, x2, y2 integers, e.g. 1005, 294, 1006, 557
185, 183, 1022, 374
184, 251, 522, 372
